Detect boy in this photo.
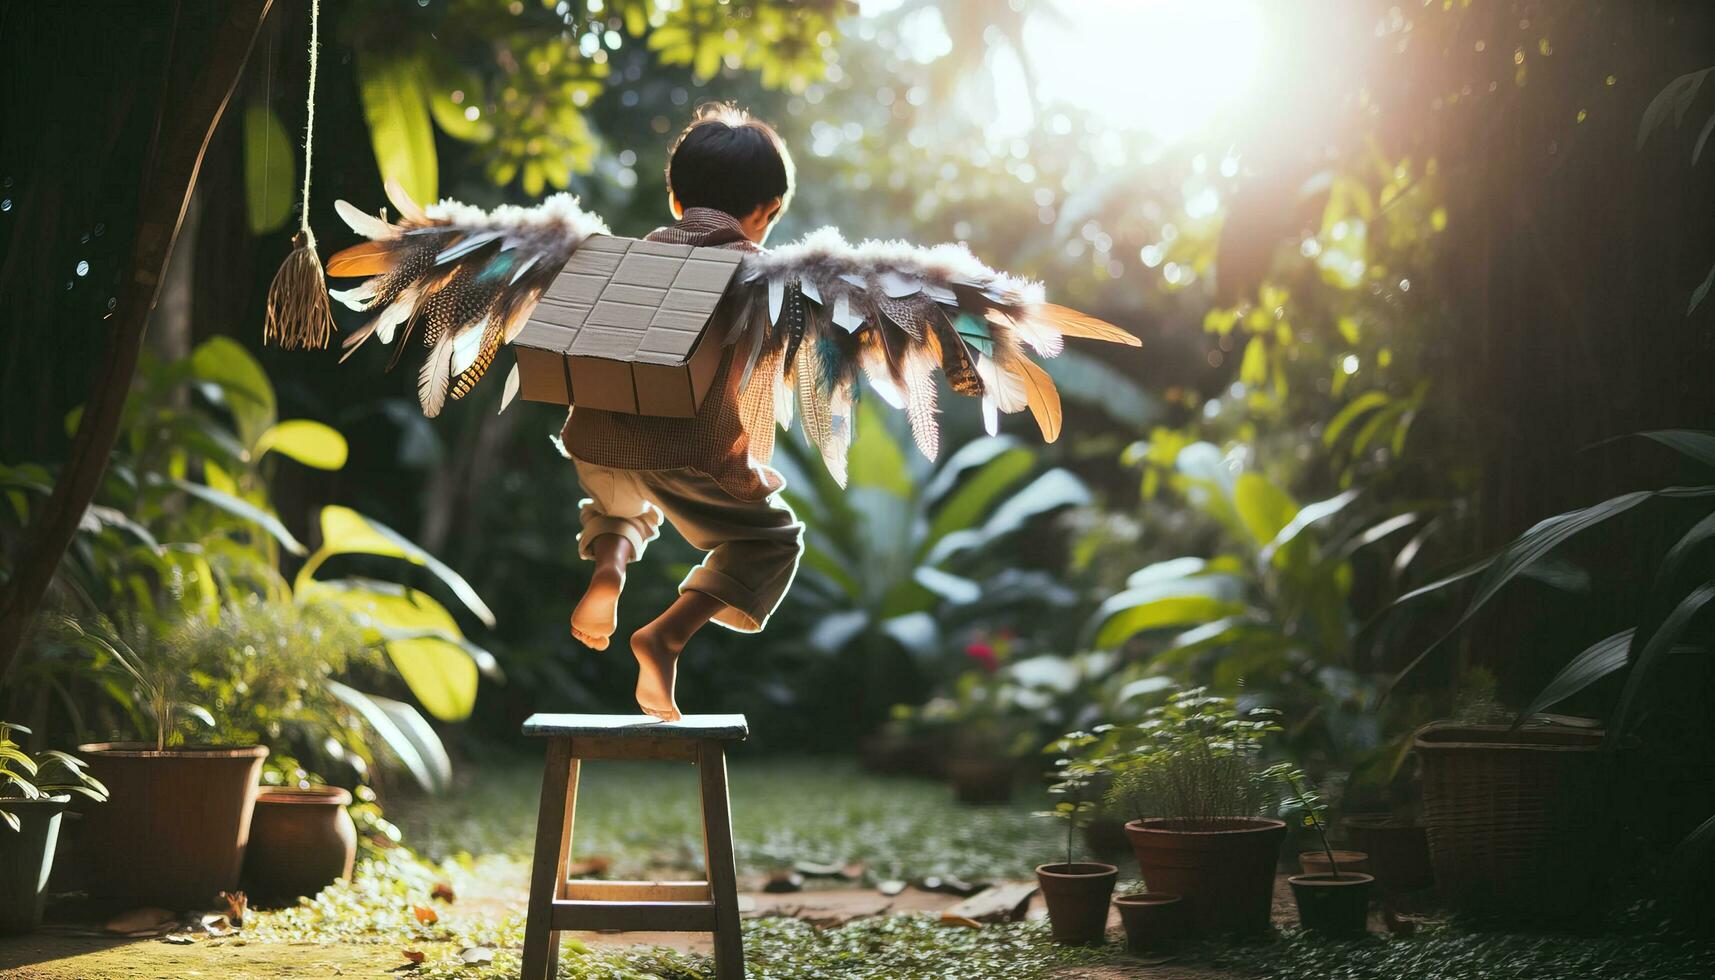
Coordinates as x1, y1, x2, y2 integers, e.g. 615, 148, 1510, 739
558, 104, 804, 721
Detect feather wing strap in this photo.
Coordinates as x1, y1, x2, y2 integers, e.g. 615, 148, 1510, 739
323, 182, 609, 416
729, 227, 1136, 475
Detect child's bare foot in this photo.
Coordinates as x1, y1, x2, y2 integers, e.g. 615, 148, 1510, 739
570, 564, 624, 650
630, 624, 682, 721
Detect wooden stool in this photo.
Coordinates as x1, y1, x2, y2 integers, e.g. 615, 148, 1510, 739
520, 713, 748, 980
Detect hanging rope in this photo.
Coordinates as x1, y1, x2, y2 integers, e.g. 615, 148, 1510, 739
263, 0, 335, 349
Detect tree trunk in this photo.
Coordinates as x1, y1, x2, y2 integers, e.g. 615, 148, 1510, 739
0, 1, 274, 680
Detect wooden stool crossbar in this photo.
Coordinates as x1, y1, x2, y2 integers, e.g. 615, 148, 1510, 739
520, 713, 748, 980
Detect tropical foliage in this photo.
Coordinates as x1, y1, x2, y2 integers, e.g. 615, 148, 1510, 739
0, 721, 108, 831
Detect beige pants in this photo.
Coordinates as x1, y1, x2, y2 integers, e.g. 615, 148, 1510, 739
570, 458, 803, 633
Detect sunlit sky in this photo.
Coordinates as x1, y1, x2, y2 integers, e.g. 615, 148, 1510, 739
868, 0, 1269, 144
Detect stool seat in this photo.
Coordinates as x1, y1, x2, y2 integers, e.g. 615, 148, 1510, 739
523, 712, 749, 740
519, 712, 748, 979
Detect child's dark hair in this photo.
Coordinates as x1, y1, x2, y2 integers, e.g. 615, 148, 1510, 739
665, 103, 795, 219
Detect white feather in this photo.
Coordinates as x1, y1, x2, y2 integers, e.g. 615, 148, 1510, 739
373, 289, 418, 345
975, 352, 1028, 413
499, 362, 521, 414
832, 293, 864, 332
336, 199, 396, 241
767, 278, 785, 325
419, 335, 456, 417
982, 395, 999, 435
450, 321, 488, 376
329, 281, 378, 311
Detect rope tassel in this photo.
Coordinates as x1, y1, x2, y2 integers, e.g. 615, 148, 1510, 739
263, 0, 333, 349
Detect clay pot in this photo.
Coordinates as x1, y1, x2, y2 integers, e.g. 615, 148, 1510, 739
244, 787, 357, 905
1035, 862, 1117, 945
0, 795, 70, 934
1113, 892, 1185, 953
1298, 848, 1370, 877
1344, 816, 1433, 893
1288, 872, 1374, 936
1124, 817, 1286, 936
948, 756, 1014, 804
71, 743, 267, 910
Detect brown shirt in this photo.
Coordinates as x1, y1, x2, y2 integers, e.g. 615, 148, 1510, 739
560, 208, 782, 500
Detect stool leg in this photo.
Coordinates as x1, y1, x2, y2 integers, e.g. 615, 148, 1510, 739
522, 737, 576, 980
697, 741, 744, 979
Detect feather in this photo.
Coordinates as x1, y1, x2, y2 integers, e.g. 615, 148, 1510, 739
1035, 303, 1140, 346
499, 361, 521, 413
385, 179, 428, 224
325, 240, 399, 278
976, 352, 1028, 413
996, 309, 1065, 358
879, 271, 921, 298
768, 278, 786, 325
776, 355, 796, 432
797, 344, 833, 460
329, 282, 378, 311
336, 199, 396, 241
831, 293, 864, 332
450, 321, 487, 376
799, 276, 821, 304
982, 395, 1000, 436
904, 351, 939, 460
1012, 356, 1063, 442
419, 333, 456, 417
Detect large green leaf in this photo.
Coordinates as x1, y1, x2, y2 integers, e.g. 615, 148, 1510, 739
846, 400, 911, 496
242, 102, 294, 235
165, 477, 305, 555
358, 53, 437, 205
309, 506, 495, 626
190, 337, 276, 448
1388, 489, 1661, 690
1092, 575, 1248, 649
980, 469, 1090, 539
385, 635, 479, 722
1516, 628, 1635, 723
1323, 391, 1389, 448
1608, 581, 1715, 741
1637, 67, 1712, 148
1232, 472, 1298, 547
1638, 430, 1715, 470
1259, 489, 1359, 566
305, 579, 484, 722
326, 681, 451, 793
924, 446, 1033, 554
254, 419, 348, 470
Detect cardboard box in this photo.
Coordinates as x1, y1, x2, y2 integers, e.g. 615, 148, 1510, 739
512, 235, 745, 416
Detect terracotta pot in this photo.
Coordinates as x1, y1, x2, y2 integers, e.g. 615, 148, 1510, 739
1125, 817, 1286, 936
948, 756, 1014, 804
71, 743, 267, 910
1035, 862, 1117, 945
1344, 817, 1432, 893
1288, 872, 1374, 936
1113, 892, 1185, 953
0, 795, 70, 934
244, 787, 357, 905
1297, 848, 1370, 877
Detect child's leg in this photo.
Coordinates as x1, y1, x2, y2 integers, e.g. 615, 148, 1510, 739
630, 467, 804, 720
569, 460, 661, 650
570, 533, 632, 650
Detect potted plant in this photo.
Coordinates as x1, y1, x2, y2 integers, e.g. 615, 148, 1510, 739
1034, 746, 1118, 945
911, 638, 1041, 804
1107, 688, 1287, 936
1269, 764, 1373, 936
57, 613, 270, 910
0, 723, 108, 934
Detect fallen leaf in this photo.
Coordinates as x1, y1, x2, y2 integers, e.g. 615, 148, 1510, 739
160, 934, 196, 945
458, 947, 495, 965
104, 908, 177, 934
402, 949, 426, 964
938, 913, 983, 929
411, 905, 438, 925
200, 914, 234, 937
430, 882, 457, 903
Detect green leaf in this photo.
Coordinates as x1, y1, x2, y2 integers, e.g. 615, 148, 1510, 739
326, 681, 451, 793
1093, 594, 1247, 649
190, 336, 276, 448
1388, 489, 1660, 690
846, 401, 911, 496
1516, 628, 1635, 723
1259, 489, 1360, 566
254, 420, 349, 470
1688, 260, 1714, 316
424, 64, 494, 142
358, 53, 438, 205
1609, 582, 1715, 740
1126, 557, 1209, 588
980, 469, 1090, 539
1637, 67, 1712, 148
384, 635, 479, 722
0, 810, 17, 832
924, 447, 1032, 554
1638, 430, 1715, 470
310, 506, 495, 626
165, 477, 306, 555
1323, 391, 1389, 448
242, 102, 294, 235
1232, 472, 1298, 547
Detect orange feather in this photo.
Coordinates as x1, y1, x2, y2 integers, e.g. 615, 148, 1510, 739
1036, 303, 1140, 347
1013, 356, 1063, 443
325, 241, 398, 278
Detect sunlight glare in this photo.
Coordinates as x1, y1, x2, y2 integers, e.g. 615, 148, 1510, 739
1021, 0, 1266, 143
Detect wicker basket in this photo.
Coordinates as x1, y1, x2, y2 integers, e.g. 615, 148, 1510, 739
1415, 722, 1605, 922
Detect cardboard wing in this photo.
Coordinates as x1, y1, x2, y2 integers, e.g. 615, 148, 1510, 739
511, 235, 745, 416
